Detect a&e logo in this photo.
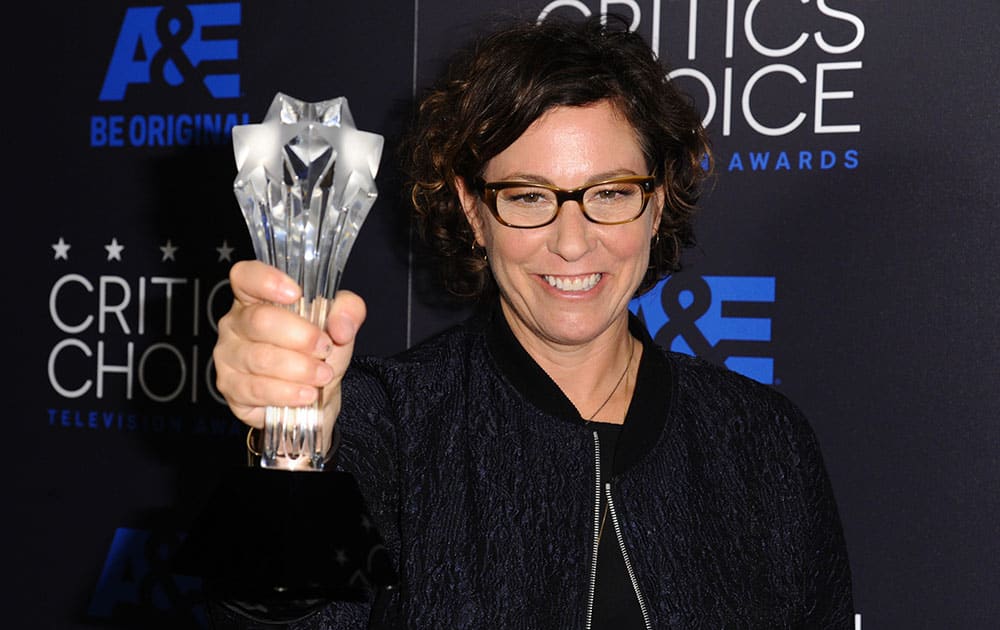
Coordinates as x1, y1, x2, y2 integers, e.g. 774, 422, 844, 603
100, 3, 241, 101
88, 528, 204, 626
631, 275, 776, 384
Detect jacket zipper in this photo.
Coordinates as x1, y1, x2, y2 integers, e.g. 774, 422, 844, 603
586, 432, 654, 629
606, 483, 652, 629
584, 431, 602, 630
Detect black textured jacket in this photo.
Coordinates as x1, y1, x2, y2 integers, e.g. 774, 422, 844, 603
280, 307, 853, 629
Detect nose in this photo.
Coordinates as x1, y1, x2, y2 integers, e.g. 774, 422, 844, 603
548, 200, 594, 261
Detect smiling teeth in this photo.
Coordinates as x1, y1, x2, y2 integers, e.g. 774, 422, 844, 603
544, 273, 601, 292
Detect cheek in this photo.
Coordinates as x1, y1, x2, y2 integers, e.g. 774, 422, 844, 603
615, 219, 655, 256
625, 240, 651, 273
612, 227, 654, 280
487, 228, 541, 263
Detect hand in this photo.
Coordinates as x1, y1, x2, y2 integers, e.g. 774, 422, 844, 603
213, 260, 367, 455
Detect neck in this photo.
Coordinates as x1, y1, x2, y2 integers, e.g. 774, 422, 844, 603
500, 304, 640, 424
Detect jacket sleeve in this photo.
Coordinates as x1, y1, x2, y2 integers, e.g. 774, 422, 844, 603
785, 400, 855, 629
308, 357, 404, 628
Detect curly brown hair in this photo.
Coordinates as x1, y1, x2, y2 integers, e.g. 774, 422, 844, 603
402, 14, 712, 299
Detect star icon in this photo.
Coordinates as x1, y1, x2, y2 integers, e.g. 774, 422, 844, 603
105, 238, 124, 261
160, 239, 179, 262
216, 240, 234, 262
52, 237, 71, 260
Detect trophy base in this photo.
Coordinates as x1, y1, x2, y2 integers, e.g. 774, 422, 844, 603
172, 467, 396, 604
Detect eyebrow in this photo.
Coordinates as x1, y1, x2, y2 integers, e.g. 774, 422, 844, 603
489, 169, 641, 186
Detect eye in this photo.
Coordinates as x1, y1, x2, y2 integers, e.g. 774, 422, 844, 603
510, 191, 546, 203
498, 186, 555, 206
587, 184, 638, 203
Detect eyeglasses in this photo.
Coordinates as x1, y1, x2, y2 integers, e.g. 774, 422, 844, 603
474, 175, 656, 229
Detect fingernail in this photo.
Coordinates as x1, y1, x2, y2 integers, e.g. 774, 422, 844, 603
316, 364, 334, 384
299, 386, 317, 404
279, 282, 299, 301
338, 312, 358, 337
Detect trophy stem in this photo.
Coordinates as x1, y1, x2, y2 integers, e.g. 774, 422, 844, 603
261, 296, 331, 471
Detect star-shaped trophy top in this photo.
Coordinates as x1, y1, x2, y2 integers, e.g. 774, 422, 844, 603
231, 93, 384, 301
233, 94, 383, 196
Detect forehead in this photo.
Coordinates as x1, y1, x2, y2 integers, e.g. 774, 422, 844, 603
483, 101, 646, 183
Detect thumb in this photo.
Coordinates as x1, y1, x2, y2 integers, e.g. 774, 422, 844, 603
326, 290, 367, 350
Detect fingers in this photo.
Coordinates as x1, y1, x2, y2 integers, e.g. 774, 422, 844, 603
215, 308, 333, 419
222, 375, 320, 428
231, 299, 330, 354
221, 260, 328, 356
229, 260, 301, 306
219, 333, 333, 390
213, 276, 368, 436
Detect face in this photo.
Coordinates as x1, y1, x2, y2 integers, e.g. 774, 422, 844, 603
458, 100, 662, 350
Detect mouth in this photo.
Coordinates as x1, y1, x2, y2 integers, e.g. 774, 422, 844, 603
542, 273, 602, 292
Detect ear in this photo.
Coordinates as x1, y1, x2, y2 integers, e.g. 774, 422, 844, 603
454, 176, 487, 247
650, 183, 665, 235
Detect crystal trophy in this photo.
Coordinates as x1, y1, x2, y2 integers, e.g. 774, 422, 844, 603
172, 94, 395, 606
233, 92, 383, 470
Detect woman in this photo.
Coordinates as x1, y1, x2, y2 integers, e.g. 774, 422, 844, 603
213, 15, 854, 629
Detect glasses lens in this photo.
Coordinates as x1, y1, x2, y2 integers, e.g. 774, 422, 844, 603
583, 181, 644, 223
495, 186, 558, 227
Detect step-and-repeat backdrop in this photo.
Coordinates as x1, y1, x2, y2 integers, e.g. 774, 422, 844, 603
9, 1, 998, 628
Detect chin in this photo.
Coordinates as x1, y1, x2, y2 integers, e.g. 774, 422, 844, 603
537, 313, 615, 344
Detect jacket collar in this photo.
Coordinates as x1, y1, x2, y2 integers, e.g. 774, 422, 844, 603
483, 302, 673, 476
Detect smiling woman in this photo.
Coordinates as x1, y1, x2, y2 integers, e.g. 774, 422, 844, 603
456, 102, 661, 363
407, 18, 710, 301
211, 14, 854, 630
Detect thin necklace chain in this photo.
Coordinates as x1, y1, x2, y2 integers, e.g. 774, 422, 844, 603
585, 336, 636, 422
590, 337, 635, 547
